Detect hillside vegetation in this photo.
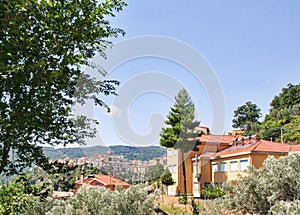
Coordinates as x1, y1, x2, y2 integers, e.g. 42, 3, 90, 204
43, 145, 166, 161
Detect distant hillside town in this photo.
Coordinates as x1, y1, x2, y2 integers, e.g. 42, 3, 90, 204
48, 149, 167, 184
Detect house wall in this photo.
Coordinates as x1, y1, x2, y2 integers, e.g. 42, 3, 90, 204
210, 153, 288, 184
192, 158, 211, 197
167, 148, 180, 196
211, 154, 250, 183
251, 153, 286, 169
184, 152, 194, 195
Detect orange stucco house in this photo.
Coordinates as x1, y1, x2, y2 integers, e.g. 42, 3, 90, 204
74, 174, 130, 194
166, 126, 300, 197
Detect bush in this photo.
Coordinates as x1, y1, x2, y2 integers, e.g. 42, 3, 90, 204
268, 200, 300, 215
201, 184, 225, 199
46, 186, 157, 215
0, 176, 53, 215
224, 154, 300, 214
197, 199, 228, 215
178, 192, 188, 205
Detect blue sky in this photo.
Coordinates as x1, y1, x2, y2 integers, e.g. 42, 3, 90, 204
77, 0, 300, 148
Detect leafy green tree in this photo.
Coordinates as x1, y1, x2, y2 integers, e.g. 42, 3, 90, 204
160, 168, 174, 195
224, 153, 300, 214
0, 174, 53, 214
260, 83, 300, 143
0, 0, 126, 175
160, 88, 201, 194
232, 101, 262, 135
270, 83, 300, 110
145, 163, 164, 182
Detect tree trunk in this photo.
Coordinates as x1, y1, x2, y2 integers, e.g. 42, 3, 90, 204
0, 141, 11, 175
181, 149, 187, 194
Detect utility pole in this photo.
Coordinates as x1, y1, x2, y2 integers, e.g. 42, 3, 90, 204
280, 127, 283, 144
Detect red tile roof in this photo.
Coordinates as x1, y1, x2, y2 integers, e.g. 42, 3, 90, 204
290, 145, 300, 152
75, 174, 129, 187
197, 134, 238, 145
212, 140, 292, 158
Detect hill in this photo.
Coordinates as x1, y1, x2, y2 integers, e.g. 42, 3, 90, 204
43, 145, 166, 161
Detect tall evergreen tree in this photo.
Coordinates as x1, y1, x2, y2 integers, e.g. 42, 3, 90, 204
160, 88, 201, 194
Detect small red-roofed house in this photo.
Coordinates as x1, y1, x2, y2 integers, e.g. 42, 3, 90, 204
74, 174, 130, 194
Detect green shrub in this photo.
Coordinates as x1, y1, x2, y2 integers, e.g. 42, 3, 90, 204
201, 184, 225, 199
46, 186, 157, 215
224, 154, 300, 214
190, 198, 200, 215
268, 200, 300, 215
178, 192, 188, 205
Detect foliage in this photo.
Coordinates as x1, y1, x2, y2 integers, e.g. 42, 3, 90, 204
145, 163, 164, 182
43, 145, 166, 161
160, 168, 174, 186
160, 88, 201, 152
27, 163, 102, 192
197, 199, 227, 215
0, 0, 126, 175
270, 83, 300, 110
232, 101, 262, 134
0, 174, 53, 215
160, 88, 201, 193
160, 168, 174, 195
110, 145, 166, 161
201, 184, 225, 200
260, 83, 300, 143
178, 192, 188, 205
190, 198, 200, 215
223, 153, 300, 214
47, 186, 157, 215
268, 200, 300, 215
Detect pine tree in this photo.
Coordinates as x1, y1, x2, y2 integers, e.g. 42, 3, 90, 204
160, 88, 201, 194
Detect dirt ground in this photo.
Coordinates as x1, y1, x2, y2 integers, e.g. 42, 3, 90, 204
157, 195, 192, 213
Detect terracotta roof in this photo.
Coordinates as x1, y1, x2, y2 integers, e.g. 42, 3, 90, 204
290, 145, 300, 152
75, 174, 129, 187
212, 140, 292, 158
197, 135, 238, 145
254, 140, 291, 152
194, 152, 216, 159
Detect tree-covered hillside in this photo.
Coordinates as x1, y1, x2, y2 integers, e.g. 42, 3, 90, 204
110, 145, 166, 161
43, 145, 166, 161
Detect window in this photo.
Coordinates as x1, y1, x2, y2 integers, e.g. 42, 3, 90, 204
193, 164, 197, 177
220, 162, 227, 172
240, 159, 249, 171
173, 164, 177, 172
230, 161, 238, 171
212, 163, 218, 172
193, 183, 199, 192
168, 164, 178, 173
